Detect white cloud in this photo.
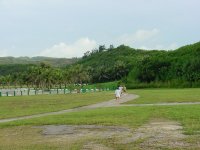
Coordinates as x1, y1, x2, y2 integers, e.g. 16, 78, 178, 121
117, 28, 178, 50
118, 28, 159, 45
37, 38, 97, 58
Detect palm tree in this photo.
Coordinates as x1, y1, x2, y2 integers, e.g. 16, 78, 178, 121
66, 64, 90, 92
52, 68, 64, 89
4, 74, 12, 88
0, 76, 6, 88
72, 64, 90, 84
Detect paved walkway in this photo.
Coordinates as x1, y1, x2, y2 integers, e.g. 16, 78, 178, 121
0, 93, 200, 123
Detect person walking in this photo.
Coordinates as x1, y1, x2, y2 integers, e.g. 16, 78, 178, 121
115, 87, 121, 100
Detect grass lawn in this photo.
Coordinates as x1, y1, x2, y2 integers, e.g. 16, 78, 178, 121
1, 105, 199, 135
0, 88, 200, 149
0, 91, 114, 119
126, 88, 200, 104
0, 105, 200, 149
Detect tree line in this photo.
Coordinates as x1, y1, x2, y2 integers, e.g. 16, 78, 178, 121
0, 42, 200, 89
0, 63, 90, 89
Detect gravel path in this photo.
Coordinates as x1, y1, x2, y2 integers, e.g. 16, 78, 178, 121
118, 102, 200, 107
0, 93, 200, 123
0, 93, 137, 123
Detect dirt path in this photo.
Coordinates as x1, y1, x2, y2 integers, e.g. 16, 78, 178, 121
1, 93, 200, 123
118, 102, 200, 107
120, 120, 190, 149
0, 93, 138, 123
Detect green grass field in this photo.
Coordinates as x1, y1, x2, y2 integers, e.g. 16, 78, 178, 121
0, 88, 200, 150
126, 88, 200, 104
1, 104, 199, 135
0, 91, 114, 119
0, 105, 199, 149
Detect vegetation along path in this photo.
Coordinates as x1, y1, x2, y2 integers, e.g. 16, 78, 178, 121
0, 93, 200, 123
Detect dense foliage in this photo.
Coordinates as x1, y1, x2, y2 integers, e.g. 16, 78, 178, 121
0, 42, 199, 89
126, 42, 200, 88
0, 64, 36, 76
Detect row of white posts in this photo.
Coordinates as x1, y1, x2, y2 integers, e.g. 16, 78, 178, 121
0, 87, 115, 97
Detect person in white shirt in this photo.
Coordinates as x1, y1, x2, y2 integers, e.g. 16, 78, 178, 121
115, 87, 121, 100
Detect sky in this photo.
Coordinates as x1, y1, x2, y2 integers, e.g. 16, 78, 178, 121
0, 0, 200, 58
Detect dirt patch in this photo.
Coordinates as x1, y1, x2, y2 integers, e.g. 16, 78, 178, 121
39, 125, 132, 138
82, 142, 113, 150
121, 120, 190, 149
37, 125, 132, 149
37, 120, 192, 149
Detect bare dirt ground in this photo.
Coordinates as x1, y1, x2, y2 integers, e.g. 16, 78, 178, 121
121, 120, 190, 149
37, 125, 130, 150
35, 120, 199, 150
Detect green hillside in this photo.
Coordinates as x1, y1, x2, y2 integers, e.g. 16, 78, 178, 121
0, 64, 36, 76
75, 42, 200, 87
0, 56, 79, 77
0, 42, 199, 88
76, 45, 166, 82
0, 56, 78, 67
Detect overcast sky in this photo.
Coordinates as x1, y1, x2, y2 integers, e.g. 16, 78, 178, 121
0, 0, 199, 58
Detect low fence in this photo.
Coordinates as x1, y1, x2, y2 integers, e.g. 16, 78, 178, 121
0, 87, 116, 97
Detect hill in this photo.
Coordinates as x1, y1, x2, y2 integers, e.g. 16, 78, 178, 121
75, 45, 167, 82
0, 56, 79, 67
0, 42, 199, 88
75, 42, 200, 87
0, 56, 79, 76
